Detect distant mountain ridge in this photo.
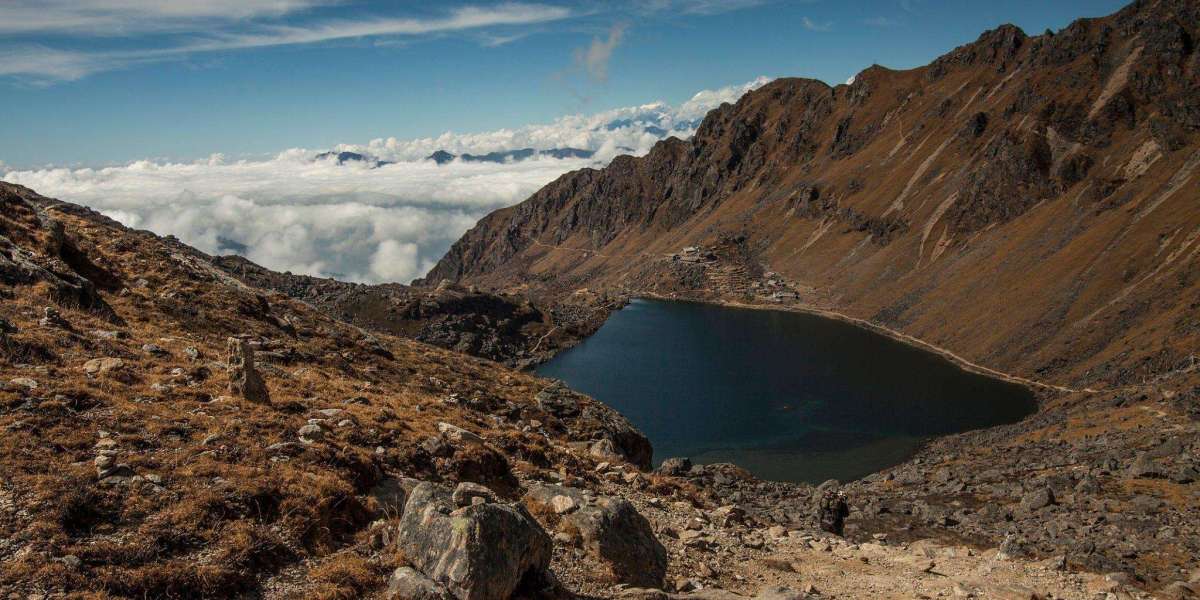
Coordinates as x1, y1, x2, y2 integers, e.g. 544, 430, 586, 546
314, 150, 392, 168
426, 147, 597, 165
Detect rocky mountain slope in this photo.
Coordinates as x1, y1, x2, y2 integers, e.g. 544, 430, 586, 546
424, 0, 1200, 391
0, 182, 656, 598
3, 1, 1200, 598
6, 178, 1196, 600
210, 255, 614, 369
414, 0, 1200, 595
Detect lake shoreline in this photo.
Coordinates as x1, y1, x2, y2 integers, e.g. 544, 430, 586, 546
538, 296, 1037, 484
636, 291, 1079, 399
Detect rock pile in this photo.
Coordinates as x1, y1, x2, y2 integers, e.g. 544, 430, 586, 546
226, 336, 269, 404
525, 484, 668, 588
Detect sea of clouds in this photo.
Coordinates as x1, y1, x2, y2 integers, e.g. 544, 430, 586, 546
1, 76, 769, 284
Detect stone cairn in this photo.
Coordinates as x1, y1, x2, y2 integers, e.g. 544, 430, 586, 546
227, 337, 270, 404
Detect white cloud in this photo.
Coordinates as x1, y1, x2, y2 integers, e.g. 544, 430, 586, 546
370, 240, 425, 284
635, 0, 774, 16
0, 3, 575, 83
801, 17, 832, 32
574, 23, 627, 83
676, 75, 772, 120
864, 16, 900, 28
1, 77, 770, 284
0, 0, 331, 35
193, 4, 574, 52
2, 156, 560, 283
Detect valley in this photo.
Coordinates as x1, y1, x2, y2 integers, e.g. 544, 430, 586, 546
1, 0, 1198, 598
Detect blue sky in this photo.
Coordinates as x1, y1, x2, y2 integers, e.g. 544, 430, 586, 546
1, 0, 1128, 169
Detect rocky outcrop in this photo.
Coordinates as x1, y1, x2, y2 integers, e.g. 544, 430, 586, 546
535, 380, 653, 470
525, 484, 668, 588
396, 482, 553, 600
211, 254, 610, 368
0, 185, 117, 313
226, 336, 270, 404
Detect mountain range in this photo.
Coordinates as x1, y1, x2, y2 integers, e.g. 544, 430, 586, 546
1, 0, 1198, 598
426, 147, 598, 165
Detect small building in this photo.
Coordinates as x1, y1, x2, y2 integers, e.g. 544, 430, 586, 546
771, 290, 800, 302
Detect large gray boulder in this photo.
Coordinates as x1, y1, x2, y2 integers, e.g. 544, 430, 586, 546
526, 484, 667, 588
397, 482, 552, 600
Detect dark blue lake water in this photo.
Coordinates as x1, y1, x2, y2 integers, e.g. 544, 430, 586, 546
536, 299, 1037, 484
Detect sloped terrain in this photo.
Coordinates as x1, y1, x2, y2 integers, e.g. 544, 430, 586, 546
210, 255, 614, 369
3, 1, 1200, 598
424, 0, 1200, 391
0, 182, 655, 598
0, 141, 1197, 600
416, 0, 1200, 594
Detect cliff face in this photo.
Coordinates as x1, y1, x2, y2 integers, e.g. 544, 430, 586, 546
424, 0, 1200, 388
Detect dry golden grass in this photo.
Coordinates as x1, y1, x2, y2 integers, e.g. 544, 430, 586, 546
0, 194, 622, 597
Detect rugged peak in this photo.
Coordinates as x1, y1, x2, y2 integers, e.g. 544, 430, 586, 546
425, 0, 1199, 390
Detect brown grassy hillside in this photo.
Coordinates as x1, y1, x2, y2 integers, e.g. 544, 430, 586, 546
0, 182, 651, 598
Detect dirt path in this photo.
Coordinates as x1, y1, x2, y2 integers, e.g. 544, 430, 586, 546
735, 535, 1141, 600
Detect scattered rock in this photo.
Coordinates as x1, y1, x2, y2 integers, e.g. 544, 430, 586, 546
1020, 487, 1055, 512
437, 422, 484, 445
535, 380, 580, 417
297, 423, 324, 443
453, 482, 498, 507
1129, 452, 1165, 479
657, 457, 693, 477
526, 484, 667, 588
82, 357, 124, 376
9, 377, 38, 390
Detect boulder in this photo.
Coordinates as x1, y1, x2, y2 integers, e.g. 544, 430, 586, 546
397, 482, 551, 600
535, 380, 580, 417
710, 505, 746, 528
297, 423, 325, 444
525, 484, 667, 588
1129, 452, 1165, 478
1021, 487, 1055, 512
82, 357, 124, 376
227, 337, 270, 404
453, 482, 498, 507
386, 567, 455, 600
813, 487, 849, 536
657, 457, 693, 477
